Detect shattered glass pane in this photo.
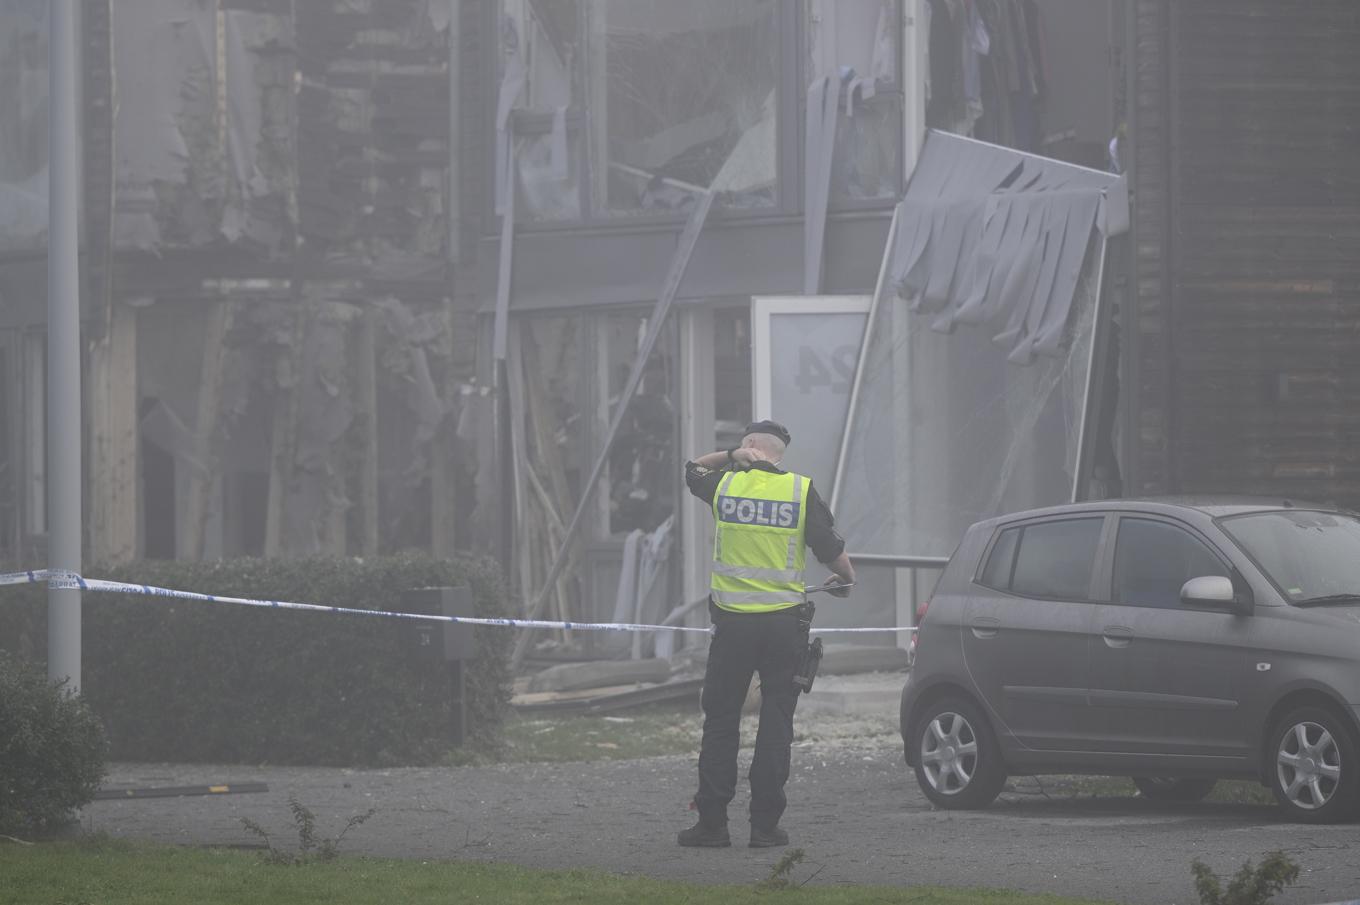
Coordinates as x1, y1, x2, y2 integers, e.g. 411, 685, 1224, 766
831, 99, 901, 201
0, 1, 49, 252
808, 0, 897, 85
514, 121, 582, 221
501, 1, 583, 219
501, 0, 581, 107
808, 0, 901, 204
590, 0, 780, 213
834, 239, 1102, 558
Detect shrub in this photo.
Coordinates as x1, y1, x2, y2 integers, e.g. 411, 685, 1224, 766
0, 553, 510, 766
1191, 852, 1301, 905
0, 651, 108, 835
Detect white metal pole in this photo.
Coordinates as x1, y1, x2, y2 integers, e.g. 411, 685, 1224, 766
1071, 236, 1111, 503
830, 205, 899, 512
48, 0, 82, 692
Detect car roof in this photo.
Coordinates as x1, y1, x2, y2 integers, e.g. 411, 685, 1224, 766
980, 495, 1346, 529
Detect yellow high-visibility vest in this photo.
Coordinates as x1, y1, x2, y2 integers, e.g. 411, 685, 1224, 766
710, 469, 810, 613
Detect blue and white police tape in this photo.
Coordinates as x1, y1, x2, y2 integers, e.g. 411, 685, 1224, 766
1, 569, 916, 634
0, 568, 65, 587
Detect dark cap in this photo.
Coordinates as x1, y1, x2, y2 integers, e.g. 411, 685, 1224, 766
743, 420, 791, 446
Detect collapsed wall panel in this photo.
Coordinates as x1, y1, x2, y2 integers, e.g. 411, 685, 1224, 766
836, 131, 1126, 557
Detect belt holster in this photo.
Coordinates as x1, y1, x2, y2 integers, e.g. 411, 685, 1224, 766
792, 602, 822, 695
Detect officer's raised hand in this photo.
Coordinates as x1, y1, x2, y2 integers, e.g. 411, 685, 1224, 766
730, 447, 762, 469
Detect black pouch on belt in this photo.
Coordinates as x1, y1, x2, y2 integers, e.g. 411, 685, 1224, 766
792, 602, 822, 694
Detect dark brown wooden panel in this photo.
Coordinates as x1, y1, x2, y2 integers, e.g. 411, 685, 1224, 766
1136, 0, 1360, 503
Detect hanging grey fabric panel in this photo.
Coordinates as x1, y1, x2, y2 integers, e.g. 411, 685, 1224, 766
888, 130, 1126, 364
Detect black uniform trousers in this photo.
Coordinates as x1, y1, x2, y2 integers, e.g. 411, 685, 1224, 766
694, 601, 805, 831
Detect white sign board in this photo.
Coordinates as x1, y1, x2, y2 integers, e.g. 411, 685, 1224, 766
752, 296, 870, 490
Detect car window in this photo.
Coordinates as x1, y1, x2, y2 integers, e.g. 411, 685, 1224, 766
1113, 518, 1229, 609
1221, 510, 1360, 602
1009, 518, 1103, 601
978, 526, 1020, 590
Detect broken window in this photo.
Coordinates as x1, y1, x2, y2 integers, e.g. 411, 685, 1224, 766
500, 0, 585, 221
502, 0, 581, 109
513, 311, 677, 538
512, 116, 582, 221
587, 0, 780, 214
713, 307, 753, 446
830, 100, 902, 202
597, 312, 677, 537
509, 308, 678, 628
808, 0, 902, 203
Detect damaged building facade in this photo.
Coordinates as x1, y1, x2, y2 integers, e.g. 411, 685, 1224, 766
1, 0, 473, 566
473, 0, 1128, 651
5, 0, 1357, 658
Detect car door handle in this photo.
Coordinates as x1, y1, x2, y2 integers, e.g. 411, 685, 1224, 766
1101, 625, 1134, 649
969, 616, 1000, 639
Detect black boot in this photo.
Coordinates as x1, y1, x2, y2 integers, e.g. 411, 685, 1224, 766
677, 821, 731, 848
749, 825, 789, 848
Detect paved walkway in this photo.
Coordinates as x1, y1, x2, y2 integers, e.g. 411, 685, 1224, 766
86, 739, 1360, 905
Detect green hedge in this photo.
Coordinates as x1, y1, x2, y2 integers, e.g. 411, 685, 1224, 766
0, 554, 510, 767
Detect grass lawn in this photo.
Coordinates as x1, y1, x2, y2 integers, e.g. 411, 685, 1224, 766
0, 838, 1114, 905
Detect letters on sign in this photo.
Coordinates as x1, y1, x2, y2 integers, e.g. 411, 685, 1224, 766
717, 495, 800, 528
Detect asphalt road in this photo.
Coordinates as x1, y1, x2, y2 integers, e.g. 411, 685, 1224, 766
88, 740, 1360, 905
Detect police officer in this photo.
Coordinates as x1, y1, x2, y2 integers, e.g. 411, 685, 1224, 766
677, 420, 854, 849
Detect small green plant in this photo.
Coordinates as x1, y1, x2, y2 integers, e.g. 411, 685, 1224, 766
240, 795, 376, 865
1191, 852, 1301, 905
757, 847, 808, 891
0, 652, 107, 837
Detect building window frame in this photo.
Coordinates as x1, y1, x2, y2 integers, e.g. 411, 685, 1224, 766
802, 0, 906, 210
486, 0, 904, 234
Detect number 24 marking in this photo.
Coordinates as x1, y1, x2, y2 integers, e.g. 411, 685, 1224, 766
795, 345, 857, 395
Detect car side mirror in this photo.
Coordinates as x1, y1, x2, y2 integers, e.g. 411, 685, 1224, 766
1180, 575, 1252, 615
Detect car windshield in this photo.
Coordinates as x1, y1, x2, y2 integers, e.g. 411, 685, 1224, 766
1220, 510, 1360, 604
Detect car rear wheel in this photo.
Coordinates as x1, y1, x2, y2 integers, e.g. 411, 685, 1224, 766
1267, 705, 1360, 824
1131, 776, 1217, 803
913, 696, 1006, 810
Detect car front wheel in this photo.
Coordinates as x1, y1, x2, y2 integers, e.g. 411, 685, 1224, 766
1267, 705, 1360, 823
1132, 776, 1217, 803
912, 696, 1006, 810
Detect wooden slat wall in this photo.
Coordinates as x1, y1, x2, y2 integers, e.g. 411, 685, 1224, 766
1129, 0, 1175, 494
1134, 0, 1360, 503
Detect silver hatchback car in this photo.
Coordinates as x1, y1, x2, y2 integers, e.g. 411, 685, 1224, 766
899, 498, 1360, 823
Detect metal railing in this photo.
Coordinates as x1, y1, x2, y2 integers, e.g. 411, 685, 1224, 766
847, 552, 951, 631
847, 553, 950, 570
